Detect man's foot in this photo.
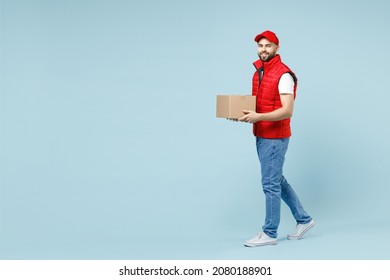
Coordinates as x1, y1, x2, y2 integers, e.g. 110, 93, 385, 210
287, 219, 316, 240
244, 232, 277, 247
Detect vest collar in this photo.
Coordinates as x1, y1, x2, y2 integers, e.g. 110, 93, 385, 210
253, 59, 263, 70
263, 54, 282, 71
253, 54, 282, 71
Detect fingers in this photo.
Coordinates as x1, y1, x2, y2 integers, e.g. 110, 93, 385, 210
237, 115, 247, 122
227, 114, 252, 122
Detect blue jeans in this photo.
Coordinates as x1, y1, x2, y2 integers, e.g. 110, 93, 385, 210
256, 137, 311, 238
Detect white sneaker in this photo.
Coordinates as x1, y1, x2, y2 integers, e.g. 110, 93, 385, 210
287, 219, 316, 240
244, 232, 277, 247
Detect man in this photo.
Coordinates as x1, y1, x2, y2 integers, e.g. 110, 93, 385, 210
238, 30, 315, 247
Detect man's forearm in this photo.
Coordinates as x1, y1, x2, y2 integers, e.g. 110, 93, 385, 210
256, 106, 293, 122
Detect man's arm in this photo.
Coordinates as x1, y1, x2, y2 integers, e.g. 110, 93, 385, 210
237, 94, 294, 123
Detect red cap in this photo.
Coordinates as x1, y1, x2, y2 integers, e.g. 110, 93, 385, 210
254, 30, 279, 45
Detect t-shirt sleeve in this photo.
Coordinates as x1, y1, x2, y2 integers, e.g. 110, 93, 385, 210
278, 73, 295, 94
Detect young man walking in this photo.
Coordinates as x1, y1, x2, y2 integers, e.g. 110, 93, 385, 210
238, 30, 315, 247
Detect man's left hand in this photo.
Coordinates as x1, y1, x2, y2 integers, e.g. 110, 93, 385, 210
238, 110, 261, 123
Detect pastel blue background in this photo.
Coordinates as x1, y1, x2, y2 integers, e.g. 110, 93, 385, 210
1, 0, 390, 259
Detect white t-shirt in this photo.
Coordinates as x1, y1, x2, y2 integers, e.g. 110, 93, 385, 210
278, 73, 295, 95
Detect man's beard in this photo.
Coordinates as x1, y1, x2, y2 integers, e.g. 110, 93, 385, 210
259, 52, 276, 62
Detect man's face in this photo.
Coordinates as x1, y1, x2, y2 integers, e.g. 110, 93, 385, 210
257, 38, 279, 62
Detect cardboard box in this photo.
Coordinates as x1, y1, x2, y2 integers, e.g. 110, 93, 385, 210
216, 95, 256, 119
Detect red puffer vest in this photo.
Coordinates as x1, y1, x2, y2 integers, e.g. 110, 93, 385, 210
252, 54, 297, 138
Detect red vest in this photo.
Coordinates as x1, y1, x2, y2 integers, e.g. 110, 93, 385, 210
252, 55, 297, 138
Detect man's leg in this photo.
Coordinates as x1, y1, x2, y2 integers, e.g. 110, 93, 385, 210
256, 137, 289, 238
280, 176, 315, 239
281, 176, 312, 224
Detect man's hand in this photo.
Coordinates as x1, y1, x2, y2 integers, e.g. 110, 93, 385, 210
238, 110, 261, 123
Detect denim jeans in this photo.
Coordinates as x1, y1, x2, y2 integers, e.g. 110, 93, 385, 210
256, 137, 311, 238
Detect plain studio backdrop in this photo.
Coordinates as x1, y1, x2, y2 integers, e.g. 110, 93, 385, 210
1, 0, 390, 259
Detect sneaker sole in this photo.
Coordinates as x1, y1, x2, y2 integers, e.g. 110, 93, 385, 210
244, 241, 277, 247
287, 220, 316, 240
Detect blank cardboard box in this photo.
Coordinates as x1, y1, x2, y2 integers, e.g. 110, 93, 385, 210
216, 95, 256, 119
